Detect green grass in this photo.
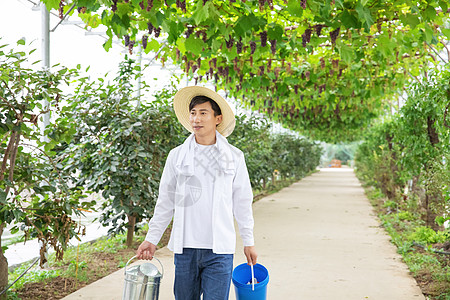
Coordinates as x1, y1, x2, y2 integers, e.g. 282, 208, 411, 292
363, 183, 450, 299
8, 260, 61, 291
6, 231, 142, 299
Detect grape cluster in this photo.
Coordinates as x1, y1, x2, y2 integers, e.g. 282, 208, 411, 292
212, 58, 217, 68
377, 18, 382, 33
260, 31, 267, 48
147, 0, 154, 11
236, 39, 243, 54
77, 6, 87, 14
314, 24, 323, 36
233, 57, 238, 71
274, 67, 280, 78
305, 71, 310, 80
176, 49, 181, 61
318, 84, 326, 93
294, 85, 299, 95
185, 27, 194, 38
320, 57, 325, 69
59, 0, 65, 19
286, 62, 292, 74
300, 0, 307, 9
176, 0, 186, 12
154, 28, 161, 38
332, 59, 339, 69
258, 0, 265, 11
139, 1, 145, 10
225, 36, 234, 49
185, 61, 192, 73
192, 64, 198, 74
259, 66, 265, 76
128, 40, 135, 55
142, 35, 148, 49
330, 27, 340, 45
197, 58, 202, 69
270, 40, 276, 55
301, 28, 312, 47
250, 41, 257, 54
249, 56, 253, 67
201, 31, 208, 42
267, 59, 272, 72
148, 22, 154, 35
124, 35, 130, 47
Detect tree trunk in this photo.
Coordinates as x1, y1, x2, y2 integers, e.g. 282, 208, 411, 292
425, 193, 444, 231
0, 223, 8, 300
126, 214, 136, 248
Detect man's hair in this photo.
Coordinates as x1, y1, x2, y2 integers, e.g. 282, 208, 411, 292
189, 95, 222, 116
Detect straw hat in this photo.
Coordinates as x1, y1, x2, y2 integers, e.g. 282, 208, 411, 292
173, 86, 236, 137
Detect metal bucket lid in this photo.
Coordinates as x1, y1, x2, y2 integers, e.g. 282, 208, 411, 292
124, 256, 164, 282
139, 263, 162, 278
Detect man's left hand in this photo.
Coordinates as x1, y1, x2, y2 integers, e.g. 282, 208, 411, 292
244, 246, 258, 266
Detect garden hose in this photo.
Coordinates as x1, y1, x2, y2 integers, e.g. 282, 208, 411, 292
0, 257, 40, 296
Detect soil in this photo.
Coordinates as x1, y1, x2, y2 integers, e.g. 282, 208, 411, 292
12, 226, 172, 300
368, 189, 450, 299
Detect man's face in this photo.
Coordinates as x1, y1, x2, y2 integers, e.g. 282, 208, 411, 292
189, 101, 222, 138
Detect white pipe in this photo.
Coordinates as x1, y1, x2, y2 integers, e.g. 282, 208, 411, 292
41, 3, 50, 143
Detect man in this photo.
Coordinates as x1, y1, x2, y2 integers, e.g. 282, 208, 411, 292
137, 86, 257, 300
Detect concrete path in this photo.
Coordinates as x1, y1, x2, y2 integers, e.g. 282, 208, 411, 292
62, 168, 424, 300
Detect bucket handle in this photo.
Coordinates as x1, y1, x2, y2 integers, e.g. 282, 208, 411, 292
125, 255, 164, 278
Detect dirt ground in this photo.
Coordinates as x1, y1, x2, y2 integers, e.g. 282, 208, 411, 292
14, 247, 136, 300
13, 226, 172, 300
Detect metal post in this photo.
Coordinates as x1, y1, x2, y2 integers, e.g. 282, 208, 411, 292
41, 3, 50, 143
40, 3, 50, 268
136, 44, 142, 108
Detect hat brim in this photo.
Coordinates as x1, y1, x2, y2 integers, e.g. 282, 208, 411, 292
173, 86, 236, 137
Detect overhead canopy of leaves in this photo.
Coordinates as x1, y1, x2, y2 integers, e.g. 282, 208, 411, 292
42, 0, 450, 142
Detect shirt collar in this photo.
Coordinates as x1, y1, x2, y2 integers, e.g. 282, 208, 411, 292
176, 131, 234, 175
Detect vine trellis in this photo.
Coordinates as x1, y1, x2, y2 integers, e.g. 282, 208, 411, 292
41, 0, 450, 142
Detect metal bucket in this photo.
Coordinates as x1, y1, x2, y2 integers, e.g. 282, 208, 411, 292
122, 255, 164, 300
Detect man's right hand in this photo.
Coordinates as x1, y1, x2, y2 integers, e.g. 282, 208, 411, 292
136, 240, 157, 260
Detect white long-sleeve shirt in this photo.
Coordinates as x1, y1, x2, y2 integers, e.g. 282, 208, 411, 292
145, 131, 255, 254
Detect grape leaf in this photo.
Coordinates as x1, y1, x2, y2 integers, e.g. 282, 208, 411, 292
287, 0, 302, 18
185, 36, 203, 56
355, 2, 374, 28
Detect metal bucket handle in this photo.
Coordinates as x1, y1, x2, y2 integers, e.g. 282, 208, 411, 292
125, 255, 164, 279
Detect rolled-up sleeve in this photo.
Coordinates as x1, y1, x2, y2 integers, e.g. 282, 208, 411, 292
232, 153, 255, 247
145, 150, 176, 246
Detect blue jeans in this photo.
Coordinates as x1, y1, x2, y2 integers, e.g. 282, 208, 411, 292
174, 248, 234, 300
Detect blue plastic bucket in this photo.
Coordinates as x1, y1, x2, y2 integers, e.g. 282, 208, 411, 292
232, 263, 269, 300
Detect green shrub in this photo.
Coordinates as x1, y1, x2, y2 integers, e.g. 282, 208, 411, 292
408, 226, 448, 245
396, 211, 415, 221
